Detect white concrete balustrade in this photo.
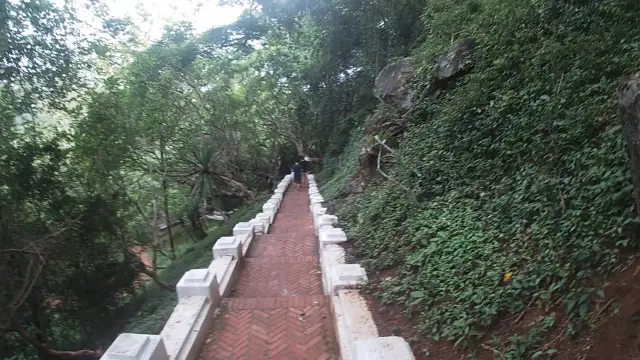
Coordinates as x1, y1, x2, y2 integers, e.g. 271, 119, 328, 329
232, 222, 254, 237
208, 256, 238, 297
101, 176, 292, 360
271, 193, 283, 205
257, 211, 273, 227
306, 177, 416, 360
315, 214, 338, 235
355, 337, 416, 360
262, 202, 276, 215
266, 206, 278, 221
319, 244, 345, 293
331, 264, 368, 292
212, 236, 242, 259
319, 227, 347, 245
235, 232, 252, 256
253, 213, 270, 232
101, 334, 169, 360
176, 269, 219, 301
160, 296, 213, 360
310, 201, 324, 216
248, 218, 265, 234
309, 197, 324, 213
312, 206, 327, 228
333, 289, 378, 359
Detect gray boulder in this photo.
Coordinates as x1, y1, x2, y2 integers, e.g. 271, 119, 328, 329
437, 38, 476, 80
374, 57, 415, 113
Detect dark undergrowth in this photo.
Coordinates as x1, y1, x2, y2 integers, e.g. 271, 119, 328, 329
116, 195, 266, 335
319, 0, 640, 358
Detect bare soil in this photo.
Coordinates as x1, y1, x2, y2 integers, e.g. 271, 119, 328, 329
554, 255, 640, 360
131, 246, 153, 288
360, 268, 464, 360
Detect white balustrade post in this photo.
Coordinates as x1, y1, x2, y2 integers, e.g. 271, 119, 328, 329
233, 222, 254, 237
331, 264, 368, 293
256, 213, 271, 231
212, 236, 242, 259
249, 219, 265, 235
316, 214, 338, 232
101, 334, 169, 360
176, 269, 220, 301
319, 227, 347, 245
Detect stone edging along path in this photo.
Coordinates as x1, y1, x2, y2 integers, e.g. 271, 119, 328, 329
307, 173, 416, 360
100, 177, 289, 360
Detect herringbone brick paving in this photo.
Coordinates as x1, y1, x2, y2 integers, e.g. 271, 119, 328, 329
200, 187, 339, 360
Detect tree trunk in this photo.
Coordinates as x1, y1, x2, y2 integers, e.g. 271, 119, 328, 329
294, 139, 305, 157
162, 180, 176, 260
151, 198, 159, 270
159, 136, 176, 260
29, 294, 48, 360
131, 257, 176, 291
188, 213, 207, 240
272, 154, 281, 190
216, 173, 254, 200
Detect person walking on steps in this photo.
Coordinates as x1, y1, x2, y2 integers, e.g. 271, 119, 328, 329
300, 156, 310, 188
292, 160, 303, 191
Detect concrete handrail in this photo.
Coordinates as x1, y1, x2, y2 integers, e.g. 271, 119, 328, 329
306, 175, 416, 360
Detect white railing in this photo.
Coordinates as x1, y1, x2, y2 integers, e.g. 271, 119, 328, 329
100, 176, 292, 360
307, 173, 416, 360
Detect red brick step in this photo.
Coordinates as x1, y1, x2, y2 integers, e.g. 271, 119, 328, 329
200, 189, 339, 360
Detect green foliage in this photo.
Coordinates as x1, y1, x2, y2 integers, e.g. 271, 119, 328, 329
0, 129, 140, 358
0, 0, 89, 113
324, 0, 640, 357
122, 197, 265, 334
339, 182, 421, 268
0, 2, 139, 354
382, 197, 507, 339
489, 316, 557, 359
318, 132, 364, 201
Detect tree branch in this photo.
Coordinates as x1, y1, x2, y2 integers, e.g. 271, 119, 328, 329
129, 253, 176, 292
8, 322, 103, 359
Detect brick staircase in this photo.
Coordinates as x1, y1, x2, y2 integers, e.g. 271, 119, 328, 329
200, 189, 339, 360
100, 174, 415, 360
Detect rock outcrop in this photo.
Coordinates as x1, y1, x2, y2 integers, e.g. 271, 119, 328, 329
618, 73, 640, 214
374, 57, 415, 113
351, 57, 418, 195
436, 38, 476, 81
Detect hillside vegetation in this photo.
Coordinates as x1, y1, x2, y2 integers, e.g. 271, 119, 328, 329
319, 0, 640, 358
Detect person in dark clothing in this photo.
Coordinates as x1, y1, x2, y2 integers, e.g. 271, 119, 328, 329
292, 161, 303, 191
300, 157, 310, 188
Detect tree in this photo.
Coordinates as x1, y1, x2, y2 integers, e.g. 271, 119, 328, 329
0, 1, 143, 358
